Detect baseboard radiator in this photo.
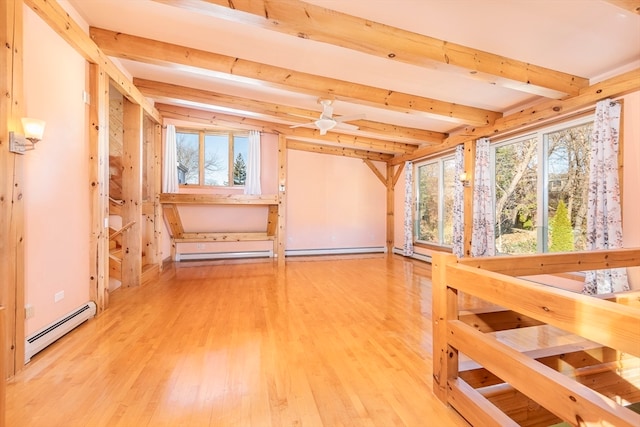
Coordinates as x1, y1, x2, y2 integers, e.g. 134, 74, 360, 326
285, 246, 386, 257
25, 301, 97, 363
176, 250, 273, 261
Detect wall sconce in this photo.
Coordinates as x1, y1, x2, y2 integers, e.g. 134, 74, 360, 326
9, 118, 46, 154
459, 172, 471, 187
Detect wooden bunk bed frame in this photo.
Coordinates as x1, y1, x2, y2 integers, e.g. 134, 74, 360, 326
432, 248, 640, 427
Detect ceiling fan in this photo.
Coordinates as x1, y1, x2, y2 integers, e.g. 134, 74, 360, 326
290, 99, 364, 135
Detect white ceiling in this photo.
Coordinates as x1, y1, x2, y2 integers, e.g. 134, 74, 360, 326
65, 0, 640, 150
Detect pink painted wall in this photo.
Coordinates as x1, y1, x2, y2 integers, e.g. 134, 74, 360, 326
286, 150, 386, 252
23, 5, 91, 334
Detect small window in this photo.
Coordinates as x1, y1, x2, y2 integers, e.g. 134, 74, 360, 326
176, 130, 249, 187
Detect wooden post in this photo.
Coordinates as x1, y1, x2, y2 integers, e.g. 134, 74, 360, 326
88, 63, 110, 313
386, 163, 395, 255
152, 122, 163, 270
121, 98, 142, 287
277, 134, 287, 266
0, 306, 5, 427
432, 252, 459, 403
463, 139, 476, 257
1, 0, 25, 377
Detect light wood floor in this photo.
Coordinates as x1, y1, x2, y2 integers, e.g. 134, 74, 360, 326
6, 254, 470, 427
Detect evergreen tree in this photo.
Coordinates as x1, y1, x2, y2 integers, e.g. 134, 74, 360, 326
233, 153, 246, 185
549, 200, 574, 252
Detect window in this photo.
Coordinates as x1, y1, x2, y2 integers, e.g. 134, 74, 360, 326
176, 130, 249, 187
416, 155, 456, 246
492, 117, 593, 254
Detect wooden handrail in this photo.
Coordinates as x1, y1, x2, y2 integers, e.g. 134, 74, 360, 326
159, 193, 278, 205
109, 221, 136, 240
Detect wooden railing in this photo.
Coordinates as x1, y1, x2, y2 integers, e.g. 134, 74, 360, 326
432, 248, 640, 427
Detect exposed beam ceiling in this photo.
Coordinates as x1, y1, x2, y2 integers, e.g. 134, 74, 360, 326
91, 27, 502, 127
156, 103, 419, 154
133, 78, 445, 145
153, 0, 590, 98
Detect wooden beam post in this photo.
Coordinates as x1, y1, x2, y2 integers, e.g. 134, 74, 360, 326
88, 63, 110, 313
121, 99, 142, 287
462, 139, 475, 257
432, 252, 459, 403
386, 163, 395, 255
152, 121, 163, 270
277, 135, 287, 266
1, 0, 25, 378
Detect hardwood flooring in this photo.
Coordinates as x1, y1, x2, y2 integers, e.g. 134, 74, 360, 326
6, 255, 470, 427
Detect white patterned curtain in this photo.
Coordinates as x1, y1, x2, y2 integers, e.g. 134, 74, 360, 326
452, 145, 465, 257
471, 138, 495, 257
403, 161, 414, 256
244, 130, 262, 195
162, 124, 179, 193
583, 99, 629, 295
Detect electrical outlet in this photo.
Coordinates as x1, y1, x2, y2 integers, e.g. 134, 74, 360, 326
196, 243, 205, 250
54, 290, 65, 303
25, 304, 35, 319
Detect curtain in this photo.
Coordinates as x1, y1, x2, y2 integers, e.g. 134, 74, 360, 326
162, 124, 179, 193
403, 161, 414, 256
583, 99, 629, 295
452, 145, 465, 257
244, 130, 262, 195
471, 138, 495, 257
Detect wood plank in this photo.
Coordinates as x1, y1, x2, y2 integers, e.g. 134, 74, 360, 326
1, 0, 25, 377
154, 0, 588, 97
604, 0, 640, 14
134, 78, 444, 145
448, 263, 640, 357
156, 103, 418, 154
161, 204, 184, 238
456, 247, 640, 276
266, 205, 278, 237
0, 307, 4, 427
392, 68, 640, 164
121, 99, 143, 287
448, 378, 519, 427
160, 193, 278, 205
88, 63, 110, 314
277, 134, 287, 265
286, 140, 394, 162
448, 320, 640, 427
177, 232, 274, 242
24, 0, 160, 122
385, 163, 394, 254
91, 27, 501, 127
363, 159, 386, 186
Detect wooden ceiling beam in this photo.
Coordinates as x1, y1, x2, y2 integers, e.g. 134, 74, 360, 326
91, 27, 501, 127
603, 0, 640, 14
391, 68, 640, 164
286, 140, 394, 162
153, 0, 589, 97
156, 103, 418, 154
133, 78, 445, 144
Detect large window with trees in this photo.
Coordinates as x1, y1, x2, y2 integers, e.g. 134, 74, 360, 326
176, 130, 248, 187
493, 117, 593, 254
416, 155, 456, 246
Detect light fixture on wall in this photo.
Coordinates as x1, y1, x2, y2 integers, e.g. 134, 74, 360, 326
9, 118, 46, 154
459, 172, 471, 187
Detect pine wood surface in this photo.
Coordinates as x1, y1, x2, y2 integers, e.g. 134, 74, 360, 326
6, 255, 471, 427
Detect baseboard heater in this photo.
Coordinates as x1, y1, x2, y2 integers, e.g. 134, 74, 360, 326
176, 250, 273, 261
392, 247, 433, 263
285, 246, 386, 257
25, 301, 97, 363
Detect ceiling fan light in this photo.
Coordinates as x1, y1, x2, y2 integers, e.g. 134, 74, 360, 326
315, 118, 335, 135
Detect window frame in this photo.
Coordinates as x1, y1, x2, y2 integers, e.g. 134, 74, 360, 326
175, 128, 249, 188
491, 115, 597, 254
414, 152, 456, 248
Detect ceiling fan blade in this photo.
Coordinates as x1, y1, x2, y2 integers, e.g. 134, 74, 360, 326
333, 113, 365, 123
289, 122, 315, 129
335, 122, 359, 131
